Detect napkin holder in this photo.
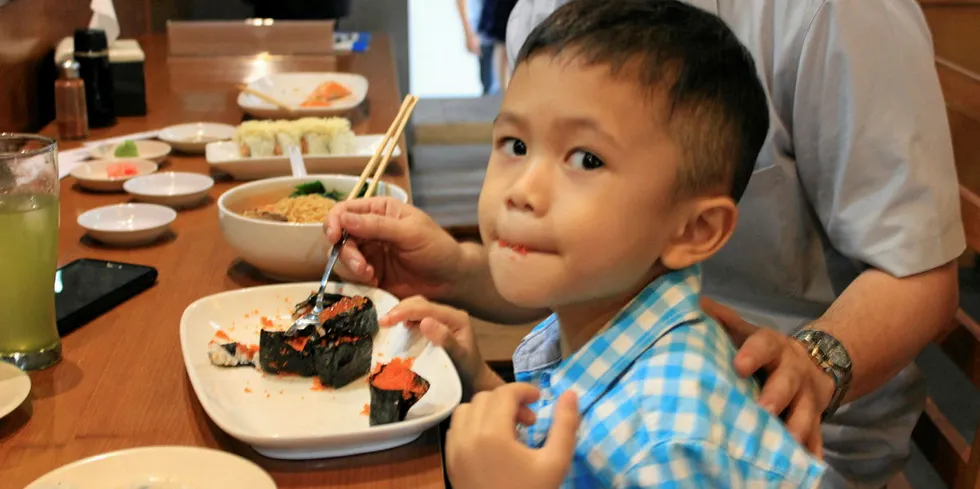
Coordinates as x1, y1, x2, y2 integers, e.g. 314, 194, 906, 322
55, 37, 147, 117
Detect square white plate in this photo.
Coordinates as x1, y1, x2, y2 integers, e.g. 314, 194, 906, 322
205, 135, 401, 180
238, 72, 369, 119
179, 282, 462, 460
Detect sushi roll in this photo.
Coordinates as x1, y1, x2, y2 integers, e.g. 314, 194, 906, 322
368, 358, 430, 426
258, 324, 317, 376
234, 120, 278, 157
272, 120, 303, 154
207, 330, 259, 368
318, 295, 379, 339
312, 335, 372, 388
324, 117, 357, 155
294, 117, 333, 155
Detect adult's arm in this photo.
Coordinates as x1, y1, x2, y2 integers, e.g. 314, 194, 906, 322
790, 0, 964, 403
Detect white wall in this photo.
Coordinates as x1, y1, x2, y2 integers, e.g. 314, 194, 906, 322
408, 0, 483, 98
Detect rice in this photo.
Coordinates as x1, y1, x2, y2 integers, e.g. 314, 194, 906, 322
243, 194, 336, 224
235, 117, 356, 157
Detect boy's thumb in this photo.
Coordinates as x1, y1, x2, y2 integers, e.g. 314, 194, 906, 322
543, 391, 581, 463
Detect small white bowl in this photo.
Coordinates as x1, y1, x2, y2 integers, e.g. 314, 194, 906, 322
159, 122, 237, 154
88, 140, 172, 163
70, 159, 158, 192
77, 203, 177, 247
124, 171, 215, 209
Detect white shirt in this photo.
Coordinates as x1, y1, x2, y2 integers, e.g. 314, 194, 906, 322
506, 1, 965, 488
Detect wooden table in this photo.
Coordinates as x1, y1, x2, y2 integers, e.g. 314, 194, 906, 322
0, 34, 447, 488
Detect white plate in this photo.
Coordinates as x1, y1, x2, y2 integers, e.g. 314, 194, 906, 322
88, 140, 172, 163
77, 203, 177, 247
124, 172, 214, 209
159, 122, 237, 154
24, 445, 277, 489
70, 159, 158, 192
206, 135, 401, 180
0, 361, 30, 419
179, 282, 462, 459
238, 72, 369, 119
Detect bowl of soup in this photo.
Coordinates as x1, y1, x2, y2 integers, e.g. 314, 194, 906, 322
217, 174, 408, 281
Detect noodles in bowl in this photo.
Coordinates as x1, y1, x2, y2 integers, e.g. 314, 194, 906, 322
240, 181, 360, 223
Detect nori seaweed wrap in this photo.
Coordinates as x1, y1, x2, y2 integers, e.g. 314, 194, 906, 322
313, 336, 373, 388
368, 358, 430, 426
259, 324, 316, 376
318, 295, 379, 339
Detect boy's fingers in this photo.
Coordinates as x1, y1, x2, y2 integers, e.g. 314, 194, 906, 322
543, 391, 581, 463
733, 330, 781, 378
419, 318, 465, 357
784, 389, 818, 449
516, 406, 537, 427
335, 243, 372, 282
380, 297, 467, 328
486, 384, 541, 431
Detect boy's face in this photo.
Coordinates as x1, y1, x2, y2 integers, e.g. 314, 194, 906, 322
478, 53, 692, 309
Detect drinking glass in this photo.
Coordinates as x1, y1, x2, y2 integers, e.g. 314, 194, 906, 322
0, 133, 61, 370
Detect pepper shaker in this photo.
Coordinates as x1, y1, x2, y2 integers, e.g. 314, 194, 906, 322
55, 59, 89, 140
73, 28, 117, 128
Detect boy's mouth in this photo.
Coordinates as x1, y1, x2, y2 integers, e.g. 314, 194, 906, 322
498, 239, 530, 255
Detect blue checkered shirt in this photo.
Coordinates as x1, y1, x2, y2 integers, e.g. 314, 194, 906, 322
513, 266, 827, 488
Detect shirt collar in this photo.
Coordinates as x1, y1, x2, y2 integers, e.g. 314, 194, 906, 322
546, 265, 705, 416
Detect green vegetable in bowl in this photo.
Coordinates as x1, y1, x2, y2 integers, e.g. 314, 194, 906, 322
290, 181, 369, 201
114, 140, 139, 157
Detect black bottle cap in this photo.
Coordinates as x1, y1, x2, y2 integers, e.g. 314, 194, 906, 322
74, 28, 109, 53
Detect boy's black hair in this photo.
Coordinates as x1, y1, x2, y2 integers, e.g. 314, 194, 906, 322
516, 0, 769, 202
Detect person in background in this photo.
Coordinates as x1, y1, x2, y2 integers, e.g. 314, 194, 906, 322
455, 0, 497, 95
327, 0, 964, 487
456, 0, 518, 94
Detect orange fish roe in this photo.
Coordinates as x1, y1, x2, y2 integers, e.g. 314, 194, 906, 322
245, 387, 253, 393
260, 316, 275, 328
311, 377, 328, 391
214, 330, 232, 342
285, 336, 310, 352
371, 357, 425, 399
360, 404, 371, 416
317, 296, 367, 323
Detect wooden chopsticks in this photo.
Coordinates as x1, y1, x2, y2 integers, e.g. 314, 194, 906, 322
347, 94, 419, 201
237, 84, 296, 113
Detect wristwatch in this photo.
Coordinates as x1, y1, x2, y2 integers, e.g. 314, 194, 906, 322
791, 329, 852, 420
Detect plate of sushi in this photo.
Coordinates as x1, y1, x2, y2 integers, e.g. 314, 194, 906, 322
179, 282, 462, 460
206, 118, 401, 180
238, 72, 368, 119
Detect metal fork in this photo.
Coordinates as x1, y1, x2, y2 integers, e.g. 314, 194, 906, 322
285, 231, 349, 336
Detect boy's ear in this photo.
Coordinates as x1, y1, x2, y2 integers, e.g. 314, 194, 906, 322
660, 196, 737, 270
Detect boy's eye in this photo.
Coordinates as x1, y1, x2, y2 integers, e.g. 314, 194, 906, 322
568, 150, 604, 170
501, 138, 527, 157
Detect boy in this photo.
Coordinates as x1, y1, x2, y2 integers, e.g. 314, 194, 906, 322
372, 0, 826, 486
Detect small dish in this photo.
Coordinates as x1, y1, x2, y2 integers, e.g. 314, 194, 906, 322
88, 139, 172, 163
159, 122, 237, 154
124, 172, 214, 209
70, 159, 158, 192
0, 361, 31, 419
77, 203, 177, 247
24, 445, 277, 489
238, 72, 368, 119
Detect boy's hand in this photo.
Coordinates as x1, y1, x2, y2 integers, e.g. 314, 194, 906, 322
380, 296, 501, 392
446, 384, 580, 489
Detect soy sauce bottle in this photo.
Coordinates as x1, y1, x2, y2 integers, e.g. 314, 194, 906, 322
73, 28, 117, 128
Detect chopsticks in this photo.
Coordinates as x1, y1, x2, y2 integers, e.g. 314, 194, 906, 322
346, 94, 418, 201
237, 84, 296, 113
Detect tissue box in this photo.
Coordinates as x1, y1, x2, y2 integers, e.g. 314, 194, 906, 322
55, 37, 147, 117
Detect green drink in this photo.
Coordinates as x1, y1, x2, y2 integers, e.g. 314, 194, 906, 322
0, 134, 61, 370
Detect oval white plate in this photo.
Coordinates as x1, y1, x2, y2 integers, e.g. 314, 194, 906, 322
0, 361, 30, 419
24, 445, 277, 489
70, 159, 158, 192
88, 140, 172, 163
77, 203, 177, 247
237, 72, 368, 119
179, 282, 462, 459
124, 172, 214, 209
159, 122, 237, 154
205, 135, 401, 180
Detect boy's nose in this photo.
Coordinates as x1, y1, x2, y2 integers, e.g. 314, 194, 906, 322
504, 158, 551, 216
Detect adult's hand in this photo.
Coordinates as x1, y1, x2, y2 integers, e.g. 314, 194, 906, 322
701, 297, 833, 458
322, 197, 463, 300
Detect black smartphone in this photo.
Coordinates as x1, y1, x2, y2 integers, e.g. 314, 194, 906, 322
55, 258, 158, 336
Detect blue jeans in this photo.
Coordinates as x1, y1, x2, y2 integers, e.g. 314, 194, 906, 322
479, 42, 498, 95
